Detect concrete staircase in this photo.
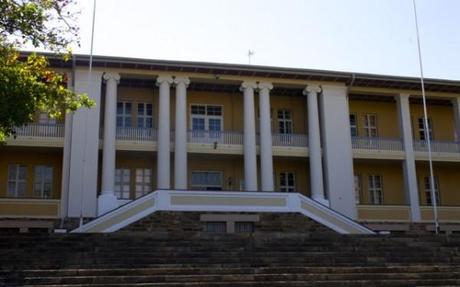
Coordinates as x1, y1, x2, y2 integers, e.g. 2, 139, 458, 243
1, 233, 460, 286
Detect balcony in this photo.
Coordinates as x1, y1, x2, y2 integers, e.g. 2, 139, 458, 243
352, 137, 405, 159
414, 140, 460, 161
113, 127, 308, 156
6, 123, 65, 147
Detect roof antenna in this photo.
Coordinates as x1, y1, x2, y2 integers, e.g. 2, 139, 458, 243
412, 0, 439, 234
248, 50, 255, 65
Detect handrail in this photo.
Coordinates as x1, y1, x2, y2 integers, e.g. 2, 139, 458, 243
414, 140, 460, 153
13, 123, 64, 138
351, 137, 403, 151
272, 133, 308, 147
115, 126, 157, 141
187, 130, 243, 145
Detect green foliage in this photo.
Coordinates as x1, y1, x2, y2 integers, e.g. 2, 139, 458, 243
0, 0, 94, 141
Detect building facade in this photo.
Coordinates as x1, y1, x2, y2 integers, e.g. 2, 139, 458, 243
1, 54, 460, 233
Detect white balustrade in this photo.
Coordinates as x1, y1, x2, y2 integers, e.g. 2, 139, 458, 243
351, 137, 404, 151
271, 133, 308, 147
187, 130, 243, 145
14, 123, 64, 138
115, 127, 156, 141
414, 140, 460, 153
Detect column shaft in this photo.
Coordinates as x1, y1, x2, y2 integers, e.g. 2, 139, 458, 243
98, 72, 120, 215
242, 82, 258, 191
452, 97, 460, 142
174, 77, 190, 189
305, 86, 326, 203
157, 76, 173, 189
258, 82, 274, 191
396, 94, 421, 221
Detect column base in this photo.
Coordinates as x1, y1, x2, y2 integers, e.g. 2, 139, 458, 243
97, 193, 119, 216
312, 196, 330, 207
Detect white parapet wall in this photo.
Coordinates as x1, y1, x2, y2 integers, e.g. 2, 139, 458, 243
71, 190, 374, 234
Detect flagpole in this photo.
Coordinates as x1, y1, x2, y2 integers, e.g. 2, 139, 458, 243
79, 0, 97, 227
412, 0, 439, 234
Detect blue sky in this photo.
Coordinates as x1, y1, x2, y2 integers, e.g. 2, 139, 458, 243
73, 0, 460, 80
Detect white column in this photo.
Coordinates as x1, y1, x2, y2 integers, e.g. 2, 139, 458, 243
319, 85, 357, 219
396, 93, 421, 222
98, 72, 120, 216
304, 85, 326, 204
174, 76, 190, 189
241, 81, 258, 191
67, 69, 103, 218
156, 75, 173, 189
452, 97, 460, 142
60, 72, 73, 218
258, 82, 274, 191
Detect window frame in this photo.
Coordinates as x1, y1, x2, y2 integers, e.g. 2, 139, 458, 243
354, 174, 362, 204
418, 117, 433, 141
279, 171, 296, 192
363, 113, 378, 138
424, 176, 440, 206
368, 174, 383, 205
116, 102, 132, 128
115, 168, 131, 199
135, 168, 152, 199
191, 170, 223, 191
136, 103, 153, 128
277, 109, 293, 135
33, 165, 53, 199
7, 164, 27, 198
189, 104, 224, 132
349, 113, 358, 137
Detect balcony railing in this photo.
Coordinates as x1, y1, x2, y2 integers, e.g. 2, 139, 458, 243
272, 133, 308, 147
414, 140, 460, 153
352, 137, 404, 151
115, 127, 156, 141
13, 123, 64, 138
187, 130, 243, 145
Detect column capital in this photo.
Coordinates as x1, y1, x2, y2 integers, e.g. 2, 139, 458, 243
398, 93, 411, 99
174, 76, 190, 87
240, 81, 257, 91
303, 84, 321, 95
156, 75, 174, 86
257, 82, 273, 91
103, 72, 120, 83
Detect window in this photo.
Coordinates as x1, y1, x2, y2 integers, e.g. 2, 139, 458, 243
191, 171, 223, 190
135, 168, 151, 198
8, 164, 27, 197
277, 110, 292, 134
364, 114, 377, 138
350, 114, 358, 137
205, 222, 226, 233
424, 176, 440, 206
190, 105, 223, 136
354, 175, 362, 204
235, 222, 254, 233
368, 175, 383, 205
280, 172, 295, 192
418, 117, 433, 140
137, 103, 153, 128
115, 168, 131, 199
38, 113, 56, 125
33, 166, 53, 198
116, 102, 132, 128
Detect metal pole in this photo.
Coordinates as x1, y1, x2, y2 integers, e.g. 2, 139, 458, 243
412, 0, 439, 234
79, 0, 97, 227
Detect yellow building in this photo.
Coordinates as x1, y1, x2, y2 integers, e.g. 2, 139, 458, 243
1, 54, 460, 234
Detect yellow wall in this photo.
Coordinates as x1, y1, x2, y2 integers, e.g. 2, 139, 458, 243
273, 158, 309, 196
116, 88, 308, 134
353, 161, 405, 205
115, 151, 157, 198
416, 163, 460, 206
0, 149, 62, 199
349, 100, 400, 138
410, 103, 455, 141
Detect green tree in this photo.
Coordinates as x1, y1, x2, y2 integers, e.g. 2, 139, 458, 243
0, 0, 94, 141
